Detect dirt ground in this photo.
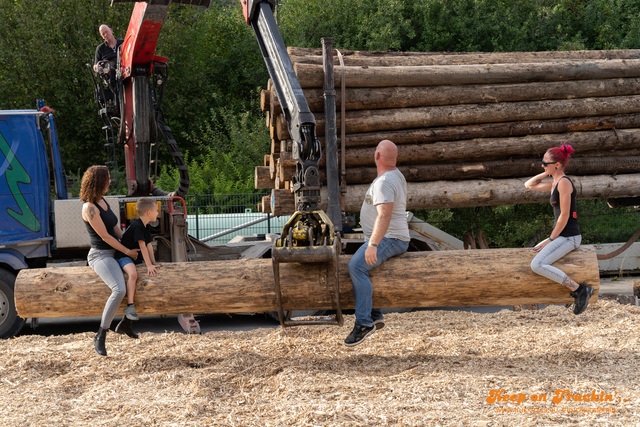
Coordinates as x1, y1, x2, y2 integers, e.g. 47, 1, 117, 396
1, 298, 638, 426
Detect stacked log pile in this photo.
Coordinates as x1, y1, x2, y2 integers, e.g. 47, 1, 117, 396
256, 48, 640, 216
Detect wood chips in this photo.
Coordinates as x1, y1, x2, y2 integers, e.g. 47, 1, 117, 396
1, 301, 638, 426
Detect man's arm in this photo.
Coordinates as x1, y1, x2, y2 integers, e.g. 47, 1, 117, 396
364, 202, 394, 266
369, 202, 393, 245
94, 44, 102, 72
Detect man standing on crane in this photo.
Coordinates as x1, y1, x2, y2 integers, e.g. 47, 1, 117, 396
93, 25, 123, 80
344, 140, 411, 347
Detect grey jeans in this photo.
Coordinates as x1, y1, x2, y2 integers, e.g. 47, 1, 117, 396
88, 248, 126, 329
531, 235, 582, 285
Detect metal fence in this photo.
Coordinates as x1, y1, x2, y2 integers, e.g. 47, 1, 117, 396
183, 193, 290, 244
422, 202, 640, 248
183, 194, 640, 247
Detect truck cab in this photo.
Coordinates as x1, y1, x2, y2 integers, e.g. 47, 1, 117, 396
0, 106, 67, 338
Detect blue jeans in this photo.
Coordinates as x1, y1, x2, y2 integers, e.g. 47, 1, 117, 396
348, 237, 409, 327
531, 235, 582, 285
116, 256, 134, 269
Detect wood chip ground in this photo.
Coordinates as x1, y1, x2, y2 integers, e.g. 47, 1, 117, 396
1, 301, 638, 426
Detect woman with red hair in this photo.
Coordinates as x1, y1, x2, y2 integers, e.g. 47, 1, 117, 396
524, 144, 593, 315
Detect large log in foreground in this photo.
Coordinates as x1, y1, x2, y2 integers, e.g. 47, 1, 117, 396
14, 247, 599, 318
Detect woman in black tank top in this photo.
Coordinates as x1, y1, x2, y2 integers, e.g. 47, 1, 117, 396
524, 144, 593, 315
80, 166, 140, 356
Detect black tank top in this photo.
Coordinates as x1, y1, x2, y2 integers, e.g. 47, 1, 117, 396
550, 176, 580, 237
83, 198, 120, 249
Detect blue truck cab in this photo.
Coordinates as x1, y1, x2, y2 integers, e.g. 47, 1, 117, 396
0, 103, 67, 338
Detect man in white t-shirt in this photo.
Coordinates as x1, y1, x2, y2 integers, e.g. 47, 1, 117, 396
344, 140, 410, 347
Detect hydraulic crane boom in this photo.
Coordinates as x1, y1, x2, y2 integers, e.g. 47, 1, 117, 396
243, 0, 322, 212
243, 0, 343, 328
108, 0, 210, 197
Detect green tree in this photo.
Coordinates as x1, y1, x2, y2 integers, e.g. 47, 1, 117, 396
155, 98, 269, 195
0, 0, 268, 177
0, 0, 132, 173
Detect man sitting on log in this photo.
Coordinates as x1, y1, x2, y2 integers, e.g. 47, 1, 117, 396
345, 140, 411, 347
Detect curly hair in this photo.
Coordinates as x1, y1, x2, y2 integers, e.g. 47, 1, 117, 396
79, 165, 110, 204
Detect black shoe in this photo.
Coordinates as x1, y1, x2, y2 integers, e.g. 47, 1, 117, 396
115, 316, 139, 339
373, 318, 385, 330
570, 283, 594, 315
344, 323, 375, 347
94, 327, 108, 356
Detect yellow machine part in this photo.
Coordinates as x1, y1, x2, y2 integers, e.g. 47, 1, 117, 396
126, 201, 162, 220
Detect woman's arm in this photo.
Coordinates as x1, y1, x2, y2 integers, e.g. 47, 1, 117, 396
82, 203, 139, 259
524, 171, 553, 192
113, 224, 124, 240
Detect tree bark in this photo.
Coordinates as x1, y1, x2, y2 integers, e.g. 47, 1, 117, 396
318, 114, 640, 148
271, 188, 295, 215
260, 89, 270, 111
308, 96, 640, 136
294, 78, 640, 112
288, 46, 640, 64
315, 114, 640, 148
14, 247, 599, 318
254, 166, 274, 189
355, 174, 640, 215
276, 113, 291, 140
332, 174, 640, 213
295, 60, 640, 88
270, 86, 282, 116
312, 156, 640, 185
277, 152, 296, 182
261, 195, 271, 214
317, 129, 640, 167
266, 173, 640, 214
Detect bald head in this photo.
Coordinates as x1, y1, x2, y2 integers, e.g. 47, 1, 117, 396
376, 139, 397, 164
99, 25, 115, 44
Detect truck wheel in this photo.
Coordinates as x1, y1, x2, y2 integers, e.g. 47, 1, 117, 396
0, 269, 25, 339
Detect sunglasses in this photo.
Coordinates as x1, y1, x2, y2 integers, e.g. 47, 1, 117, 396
541, 160, 556, 167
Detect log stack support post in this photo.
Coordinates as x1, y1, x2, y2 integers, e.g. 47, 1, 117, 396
322, 37, 342, 232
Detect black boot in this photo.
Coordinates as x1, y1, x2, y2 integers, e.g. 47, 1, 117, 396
115, 316, 139, 339
94, 327, 108, 356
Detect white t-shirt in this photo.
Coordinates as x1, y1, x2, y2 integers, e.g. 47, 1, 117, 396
360, 168, 410, 242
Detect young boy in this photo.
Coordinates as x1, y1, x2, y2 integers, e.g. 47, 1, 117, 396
115, 197, 159, 320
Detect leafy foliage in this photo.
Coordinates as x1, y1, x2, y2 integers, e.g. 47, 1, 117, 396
154, 99, 269, 195
0, 0, 132, 172
414, 200, 640, 248
0, 0, 267, 175
277, 0, 640, 52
